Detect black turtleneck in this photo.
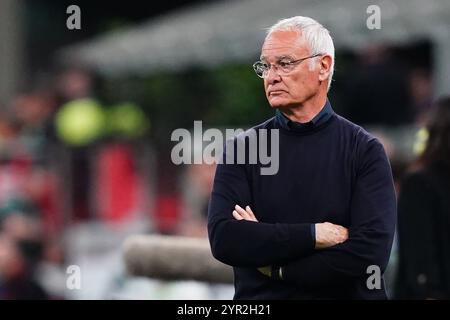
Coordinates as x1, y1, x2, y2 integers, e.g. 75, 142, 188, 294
208, 100, 397, 299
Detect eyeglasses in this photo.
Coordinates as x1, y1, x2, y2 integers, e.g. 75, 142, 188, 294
252, 53, 323, 78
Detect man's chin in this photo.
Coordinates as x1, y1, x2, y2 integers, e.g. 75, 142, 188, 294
268, 101, 287, 109
268, 97, 287, 109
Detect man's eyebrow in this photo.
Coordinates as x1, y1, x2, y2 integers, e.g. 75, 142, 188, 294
259, 54, 295, 61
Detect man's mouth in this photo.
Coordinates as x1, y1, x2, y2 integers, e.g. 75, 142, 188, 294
268, 90, 286, 96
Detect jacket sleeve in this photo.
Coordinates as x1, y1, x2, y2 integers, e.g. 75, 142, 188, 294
280, 138, 397, 287
207, 142, 315, 268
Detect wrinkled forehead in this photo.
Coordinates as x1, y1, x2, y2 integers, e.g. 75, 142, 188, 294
260, 30, 310, 60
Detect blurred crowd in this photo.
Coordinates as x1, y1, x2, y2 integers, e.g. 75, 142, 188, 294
0, 75, 64, 299
0, 67, 151, 299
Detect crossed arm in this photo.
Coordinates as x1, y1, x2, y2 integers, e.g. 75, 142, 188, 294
233, 204, 348, 250
208, 138, 396, 287
232, 204, 348, 280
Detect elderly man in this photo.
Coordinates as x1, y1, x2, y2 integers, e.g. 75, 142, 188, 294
207, 16, 396, 299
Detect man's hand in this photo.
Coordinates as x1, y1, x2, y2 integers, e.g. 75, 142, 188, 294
257, 266, 272, 277
315, 222, 348, 249
232, 205, 258, 222
233, 205, 271, 276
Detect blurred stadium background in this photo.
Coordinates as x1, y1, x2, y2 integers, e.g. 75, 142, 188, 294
0, 0, 449, 299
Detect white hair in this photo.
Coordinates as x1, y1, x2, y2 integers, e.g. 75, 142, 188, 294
266, 16, 335, 91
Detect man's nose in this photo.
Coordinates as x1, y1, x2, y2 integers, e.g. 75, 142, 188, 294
265, 66, 282, 85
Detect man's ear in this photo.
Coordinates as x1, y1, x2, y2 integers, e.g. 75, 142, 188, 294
318, 55, 332, 82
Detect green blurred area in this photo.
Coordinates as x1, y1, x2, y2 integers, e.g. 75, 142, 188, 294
101, 64, 272, 144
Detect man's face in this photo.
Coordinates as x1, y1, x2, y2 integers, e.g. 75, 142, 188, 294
261, 30, 322, 109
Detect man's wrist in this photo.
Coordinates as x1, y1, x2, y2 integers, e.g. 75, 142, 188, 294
311, 223, 316, 248
272, 266, 283, 280
258, 265, 284, 280
278, 266, 284, 280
